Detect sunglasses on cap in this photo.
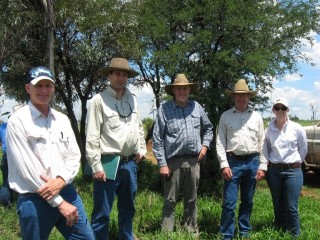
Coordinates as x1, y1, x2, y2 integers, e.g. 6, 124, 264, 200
273, 106, 288, 111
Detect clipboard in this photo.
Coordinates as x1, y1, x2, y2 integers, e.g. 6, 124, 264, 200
84, 155, 120, 180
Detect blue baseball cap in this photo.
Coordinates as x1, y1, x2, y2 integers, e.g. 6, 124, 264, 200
27, 66, 55, 85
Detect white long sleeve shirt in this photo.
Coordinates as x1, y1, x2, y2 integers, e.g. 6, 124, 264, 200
264, 118, 307, 164
86, 86, 147, 173
6, 102, 80, 200
216, 107, 268, 170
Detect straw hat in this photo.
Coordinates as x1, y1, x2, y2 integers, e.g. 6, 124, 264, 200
98, 58, 139, 78
225, 79, 257, 97
165, 74, 199, 96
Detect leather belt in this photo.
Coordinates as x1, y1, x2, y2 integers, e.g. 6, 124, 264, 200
120, 154, 136, 162
269, 162, 301, 170
227, 152, 258, 160
172, 154, 196, 159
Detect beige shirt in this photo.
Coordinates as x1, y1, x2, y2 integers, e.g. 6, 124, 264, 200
86, 86, 147, 173
216, 107, 267, 171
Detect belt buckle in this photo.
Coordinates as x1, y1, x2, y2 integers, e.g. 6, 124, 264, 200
121, 156, 129, 162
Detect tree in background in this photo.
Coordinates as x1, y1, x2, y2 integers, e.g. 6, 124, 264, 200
0, 0, 319, 181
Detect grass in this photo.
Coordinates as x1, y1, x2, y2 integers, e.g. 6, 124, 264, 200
1, 169, 320, 239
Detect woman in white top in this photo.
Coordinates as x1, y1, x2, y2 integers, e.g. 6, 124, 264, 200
264, 97, 307, 238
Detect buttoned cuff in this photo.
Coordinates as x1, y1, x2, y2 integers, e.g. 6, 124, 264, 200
47, 194, 63, 207
258, 163, 268, 171
219, 159, 229, 169
92, 162, 104, 174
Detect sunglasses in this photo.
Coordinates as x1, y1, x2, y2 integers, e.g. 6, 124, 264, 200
273, 106, 288, 111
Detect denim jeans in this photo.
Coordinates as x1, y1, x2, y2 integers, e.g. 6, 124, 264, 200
220, 154, 259, 240
161, 157, 200, 233
91, 159, 137, 240
17, 184, 94, 240
266, 166, 303, 237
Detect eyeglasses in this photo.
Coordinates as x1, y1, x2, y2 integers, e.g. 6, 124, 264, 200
273, 106, 288, 111
115, 101, 133, 118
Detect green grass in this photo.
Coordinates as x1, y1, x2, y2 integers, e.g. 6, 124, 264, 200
1, 173, 320, 240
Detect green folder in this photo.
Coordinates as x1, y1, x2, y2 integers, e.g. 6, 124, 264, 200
84, 155, 120, 180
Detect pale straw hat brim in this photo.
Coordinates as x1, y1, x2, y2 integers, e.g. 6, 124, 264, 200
98, 58, 139, 78
165, 74, 199, 96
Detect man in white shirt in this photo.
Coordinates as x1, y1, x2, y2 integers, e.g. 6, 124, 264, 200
6, 66, 94, 240
86, 58, 146, 240
216, 79, 267, 240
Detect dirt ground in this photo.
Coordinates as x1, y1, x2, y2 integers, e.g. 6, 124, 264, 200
145, 139, 157, 165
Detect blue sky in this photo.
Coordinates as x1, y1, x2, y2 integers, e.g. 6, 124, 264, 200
1, 33, 319, 122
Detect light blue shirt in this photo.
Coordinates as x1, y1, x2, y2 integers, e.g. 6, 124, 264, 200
152, 100, 213, 167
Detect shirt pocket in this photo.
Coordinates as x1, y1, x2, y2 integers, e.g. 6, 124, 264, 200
167, 119, 180, 135
54, 132, 69, 160
247, 124, 259, 144
26, 133, 47, 159
190, 113, 200, 129
104, 111, 121, 132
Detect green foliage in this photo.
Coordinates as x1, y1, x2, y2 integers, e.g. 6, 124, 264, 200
137, 160, 162, 193
1, 176, 320, 239
142, 117, 154, 137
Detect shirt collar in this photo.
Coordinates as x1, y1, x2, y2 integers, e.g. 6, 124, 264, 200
172, 100, 192, 108
28, 101, 55, 120
232, 106, 253, 113
270, 117, 289, 130
106, 86, 129, 100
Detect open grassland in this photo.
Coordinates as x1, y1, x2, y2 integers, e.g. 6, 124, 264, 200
0, 169, 320, 240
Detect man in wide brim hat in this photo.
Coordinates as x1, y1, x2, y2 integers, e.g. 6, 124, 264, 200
165, 74, 199, 96
225, 79, 257, 97
98, 58, 139, 78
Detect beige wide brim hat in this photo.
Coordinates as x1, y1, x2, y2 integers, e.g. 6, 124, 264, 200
98, 58, 139, 78
225, 79, 257, 97
165, 74, 199, 96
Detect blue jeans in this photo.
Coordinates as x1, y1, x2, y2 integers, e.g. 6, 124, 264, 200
220, 154, 259, 240
266, 166, 303, 237
91, 159, 137, 240
17, 184, 94, 240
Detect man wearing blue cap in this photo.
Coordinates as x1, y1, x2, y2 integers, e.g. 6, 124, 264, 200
6, 66, 94, 240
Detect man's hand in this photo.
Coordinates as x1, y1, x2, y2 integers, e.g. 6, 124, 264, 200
37, 175, 65, 200
198, 146, 208, 161
57, 201, 79, 227
255, 169, 265, 181
134, 153, 144, 164
92, 171, 106, 182
221, 167, 233, 181
159, 165, 171, 178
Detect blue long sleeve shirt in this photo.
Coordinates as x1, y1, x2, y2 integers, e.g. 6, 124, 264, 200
0, 122, 7, 153
152, 100, 213, 167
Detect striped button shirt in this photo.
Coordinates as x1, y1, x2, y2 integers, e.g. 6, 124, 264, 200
152, 100, 213, 167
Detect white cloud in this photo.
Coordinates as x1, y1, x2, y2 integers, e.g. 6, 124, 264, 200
265, 86, 317, 120
284, 73, 302, 82
301, 32, 320, 68
315, 81, 320, 90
